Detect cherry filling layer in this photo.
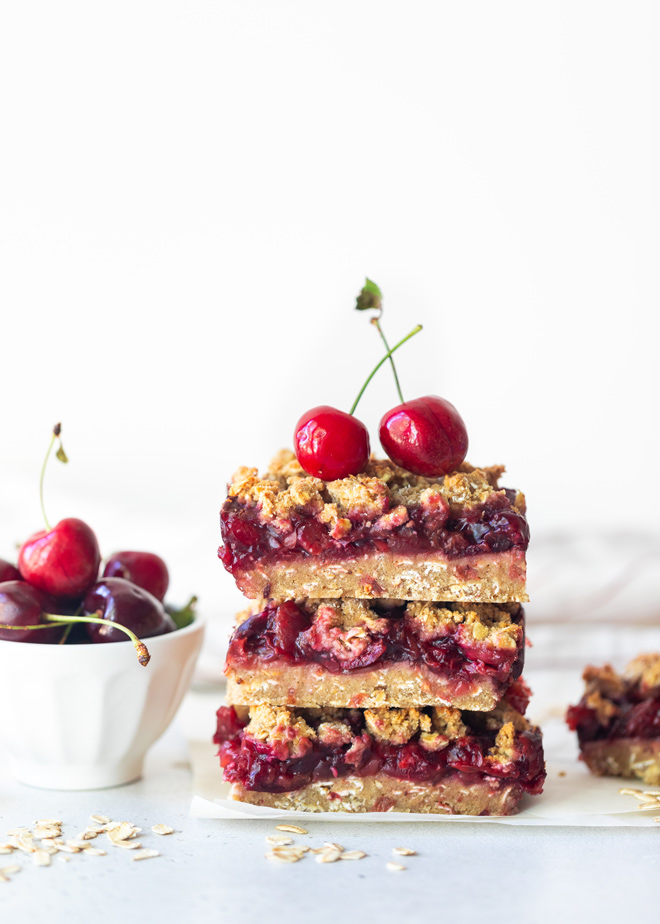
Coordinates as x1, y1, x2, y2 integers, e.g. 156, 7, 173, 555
219, 490, 529, 576
567, 695, 660, 746
215, 705, 545, 795
226, 601, 525, 686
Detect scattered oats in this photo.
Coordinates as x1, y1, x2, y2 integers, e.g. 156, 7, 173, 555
40, 846, 59, 856
79, 827, 104, 839
266, 835, 294, 846
113, 841, 143, 850
266, 846, 307, 864
58, 857, 71, 864
386, 862, 406, 872
34, 826, 62, 839
558, 771, 566, 777
275, 824, 307, 835
33, 850, 51, 867
0, 865, 21, 875
7, 828, 30, 836
0, 846, 15, 855
66, 839, 92, 850
131, 849, 160, 861
55, 842, 81, 854
316, 849, 341, 864
90, 815, 111, 825
107, 823, 137, 843
0, 874, 8, 883
151, 825, 174, 836
340, 850, 367, 861
36, 819, 62, 827
13, 833, 36, 854
83, 847, 106, 857
324, 842, 344, 852
393, 847, 416, 856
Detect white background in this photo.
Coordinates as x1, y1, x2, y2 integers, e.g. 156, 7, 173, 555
1, 1, 659, 625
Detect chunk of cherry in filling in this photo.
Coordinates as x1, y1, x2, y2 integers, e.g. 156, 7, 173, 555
102, 551, 170, 602
0, 580, 66, 644
82, 577, 175, 644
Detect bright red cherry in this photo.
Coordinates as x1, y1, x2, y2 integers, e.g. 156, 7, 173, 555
379, 395, 469, 476
0, 559, 21, 583
103, 551, 170, 602
18, 517, 101, 599
294, 406, 370, 481
0, 581, 65, 644
82, 577, 175, 644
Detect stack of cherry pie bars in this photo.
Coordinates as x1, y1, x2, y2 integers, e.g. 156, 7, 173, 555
215, 450, 545, 815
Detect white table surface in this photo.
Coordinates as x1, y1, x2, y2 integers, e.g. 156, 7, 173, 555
0, 678, 657, 924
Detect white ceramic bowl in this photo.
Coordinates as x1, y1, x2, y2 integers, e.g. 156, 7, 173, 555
0, 618, 205, 790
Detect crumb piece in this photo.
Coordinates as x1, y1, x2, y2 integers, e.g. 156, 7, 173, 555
364, 707, 422, 745
431, 706, 467, 740
246, 705, 317, 759
624, 654, 660, 694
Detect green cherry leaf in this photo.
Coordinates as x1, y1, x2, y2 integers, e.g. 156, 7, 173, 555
166, 595, 198, 630
355, 277, 382, 312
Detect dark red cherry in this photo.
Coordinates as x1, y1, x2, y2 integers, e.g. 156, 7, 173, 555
294, 406, 370, 481
379, 395, 468, 476
103, 551, 169, 602
0, 559, 21, 583
82, 577, 175, 644
0, 581, 65, 644
18, 518, 101, 599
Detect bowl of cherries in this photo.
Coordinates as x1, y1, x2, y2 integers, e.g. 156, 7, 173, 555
0, 428, 204, 790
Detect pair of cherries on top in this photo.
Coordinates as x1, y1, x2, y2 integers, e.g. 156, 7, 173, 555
0, 531, 175, 646
295, 395, 468, 481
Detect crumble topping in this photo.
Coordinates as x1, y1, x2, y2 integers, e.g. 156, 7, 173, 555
364, 707, 423, 745
325, 475, 389, 520
317, 721, 354, 747
624, 653, 660, 694
585, 691, 621, 724
245, 704, 317, 759
405, 601, 521, 648
582, 664, 627, 700
237, 701, 536, 760
431, 706, 468, 740
227, 449, 520, 529
489, 722, 518, 763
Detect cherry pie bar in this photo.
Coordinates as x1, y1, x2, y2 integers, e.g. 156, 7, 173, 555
566, 654, 660, 785
216, 443, 543, 815
225, 599, 526, 711
214, 695, 545, 815
219, 451, 529, 604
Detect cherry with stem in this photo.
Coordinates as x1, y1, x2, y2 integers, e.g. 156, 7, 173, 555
294, 324, 423, 480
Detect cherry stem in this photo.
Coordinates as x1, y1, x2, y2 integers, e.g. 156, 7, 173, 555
371, 318, 404, 404
0, 613, 152, 666
39, 430, 57, 531
349, 324, 422, 415
44, 613, 151, 666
